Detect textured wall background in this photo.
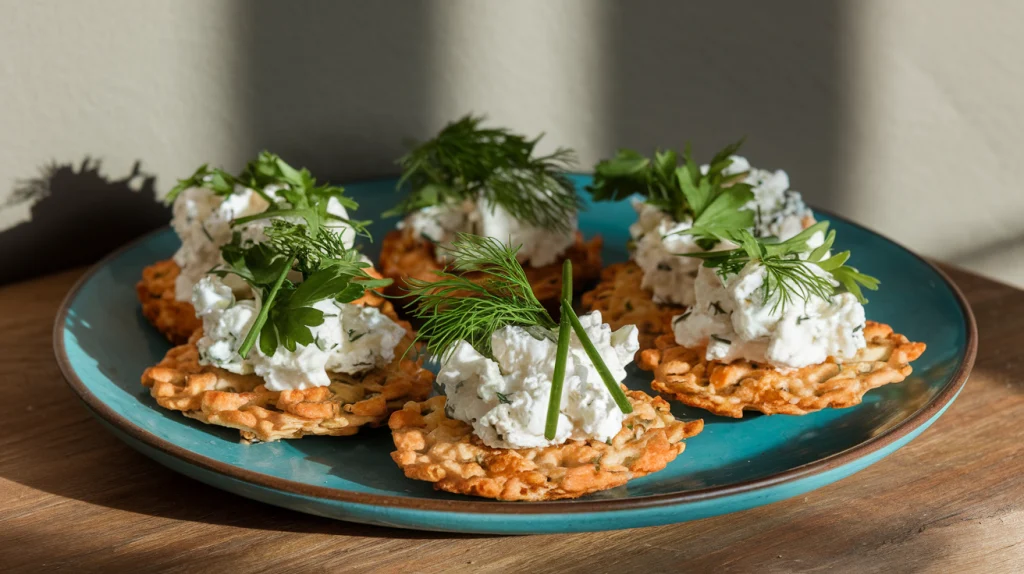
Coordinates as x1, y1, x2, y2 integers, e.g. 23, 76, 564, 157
1, 0, 1020, 285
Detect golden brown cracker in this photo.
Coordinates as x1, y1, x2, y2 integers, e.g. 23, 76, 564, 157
581, 261, 684, 353
136, 259, 203, 344
141, 331, 434, 442
388, 391, 703, 501
638, 321, 926, 418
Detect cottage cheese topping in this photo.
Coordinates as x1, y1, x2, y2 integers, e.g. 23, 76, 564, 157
171, 186, 355, 301
171, 187, 269, 301
672, 249, 866, 370
628, 156, 814, 306
629, 201, 704, 306
191, 275, 405, 391
400, 195, 577, 268
438, 311, 639, 449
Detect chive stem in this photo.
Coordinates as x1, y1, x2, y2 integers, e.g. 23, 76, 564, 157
561, 301, 633, 414
238, 251, 296, 358
545, 260, 573, 440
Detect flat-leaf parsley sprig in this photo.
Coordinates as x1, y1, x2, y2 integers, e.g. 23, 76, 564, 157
683, 221, 880, 313
214, 220, 391, 358
588, 139, 755, 248
405, 234, 632, 441
174, 153, 385, 358
165, 152, 370, 239
385, 115, 582, 232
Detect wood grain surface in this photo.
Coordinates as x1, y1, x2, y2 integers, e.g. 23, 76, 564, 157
1, 266, 1021, 573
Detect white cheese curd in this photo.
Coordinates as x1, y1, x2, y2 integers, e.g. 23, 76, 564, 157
719, 155, 813, 240
171, 186, 269, 301
629, 201, 703, 306
628, 156, 814, 306
672, 257, 866, 370
438, 311, 639, 449
192, 276, 405, 391
399, 190, 577, 267
171, 186, 355, 302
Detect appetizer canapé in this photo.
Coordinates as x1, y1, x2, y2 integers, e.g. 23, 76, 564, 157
138, 152, 360, 343
582, 141, 814, 351
139, 153, 433, 441
379, 115, 602, 309
638, 223, 925, 417
389, 235, 702, 501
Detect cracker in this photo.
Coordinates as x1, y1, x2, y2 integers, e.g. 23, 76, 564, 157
581, 261, 683, 353
137, 259, 404, 343
638, 321, 926, 418
141, 330, 434, 442
136, 259, 203, 344
388, 390, 704, 501
378, 228, 603, 308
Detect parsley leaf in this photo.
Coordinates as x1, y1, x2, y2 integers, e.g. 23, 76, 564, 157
590, 139, 754, 248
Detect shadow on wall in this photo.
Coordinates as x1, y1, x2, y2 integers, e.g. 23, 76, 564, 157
605, 0, 849, 209
0, 159, 169, 285
238, 0, 435, 182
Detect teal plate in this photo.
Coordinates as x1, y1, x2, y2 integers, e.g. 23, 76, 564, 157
54, 175, 976, 534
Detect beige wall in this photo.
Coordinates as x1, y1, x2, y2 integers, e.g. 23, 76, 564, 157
1, 0, 1020, 286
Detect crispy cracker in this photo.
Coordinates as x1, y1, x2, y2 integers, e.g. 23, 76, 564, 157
137, 259, 404, 343
388, 391, 703, 501
378, 228, 603, 308
638, 321, 926, 418
141, 330, 434, 442
581, 261, 683, 353
136, 259, 203, 344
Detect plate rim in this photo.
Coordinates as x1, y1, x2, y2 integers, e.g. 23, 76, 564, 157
52, 202, 978, 515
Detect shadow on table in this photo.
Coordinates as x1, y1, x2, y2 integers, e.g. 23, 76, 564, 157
0, 398, 489, 541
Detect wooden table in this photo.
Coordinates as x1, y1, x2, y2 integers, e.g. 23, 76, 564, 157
1, 265, 1020, 573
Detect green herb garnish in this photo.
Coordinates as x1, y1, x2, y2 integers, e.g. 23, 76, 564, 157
405, 233, 555, 359
215, 221, 391, 358
166, 152, 370, 240
588, 139, 754, 248
386, 115, 581, 232
545, 259, 574, 440
684, 221, 880, 313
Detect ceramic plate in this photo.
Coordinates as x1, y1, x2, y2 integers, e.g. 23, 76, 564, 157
54, 176, 976, 534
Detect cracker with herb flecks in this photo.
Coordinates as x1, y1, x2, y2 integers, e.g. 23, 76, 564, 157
638, 321, 926, 418
581, 261, 684, 354
141, 327, 433, 443
388, 391, 703, 501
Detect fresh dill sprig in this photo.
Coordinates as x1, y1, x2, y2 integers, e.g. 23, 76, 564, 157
215, 221, 391, 357
589, 139, 755, 248
385, 115, 582, 232
405, 233, 554, 360
684, 221, 880, 313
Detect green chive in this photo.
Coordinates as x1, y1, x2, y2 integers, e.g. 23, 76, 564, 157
545, 260, 573, 440
561, 300, 633, 414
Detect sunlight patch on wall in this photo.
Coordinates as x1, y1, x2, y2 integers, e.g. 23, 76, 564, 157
427, 0, 609, 166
